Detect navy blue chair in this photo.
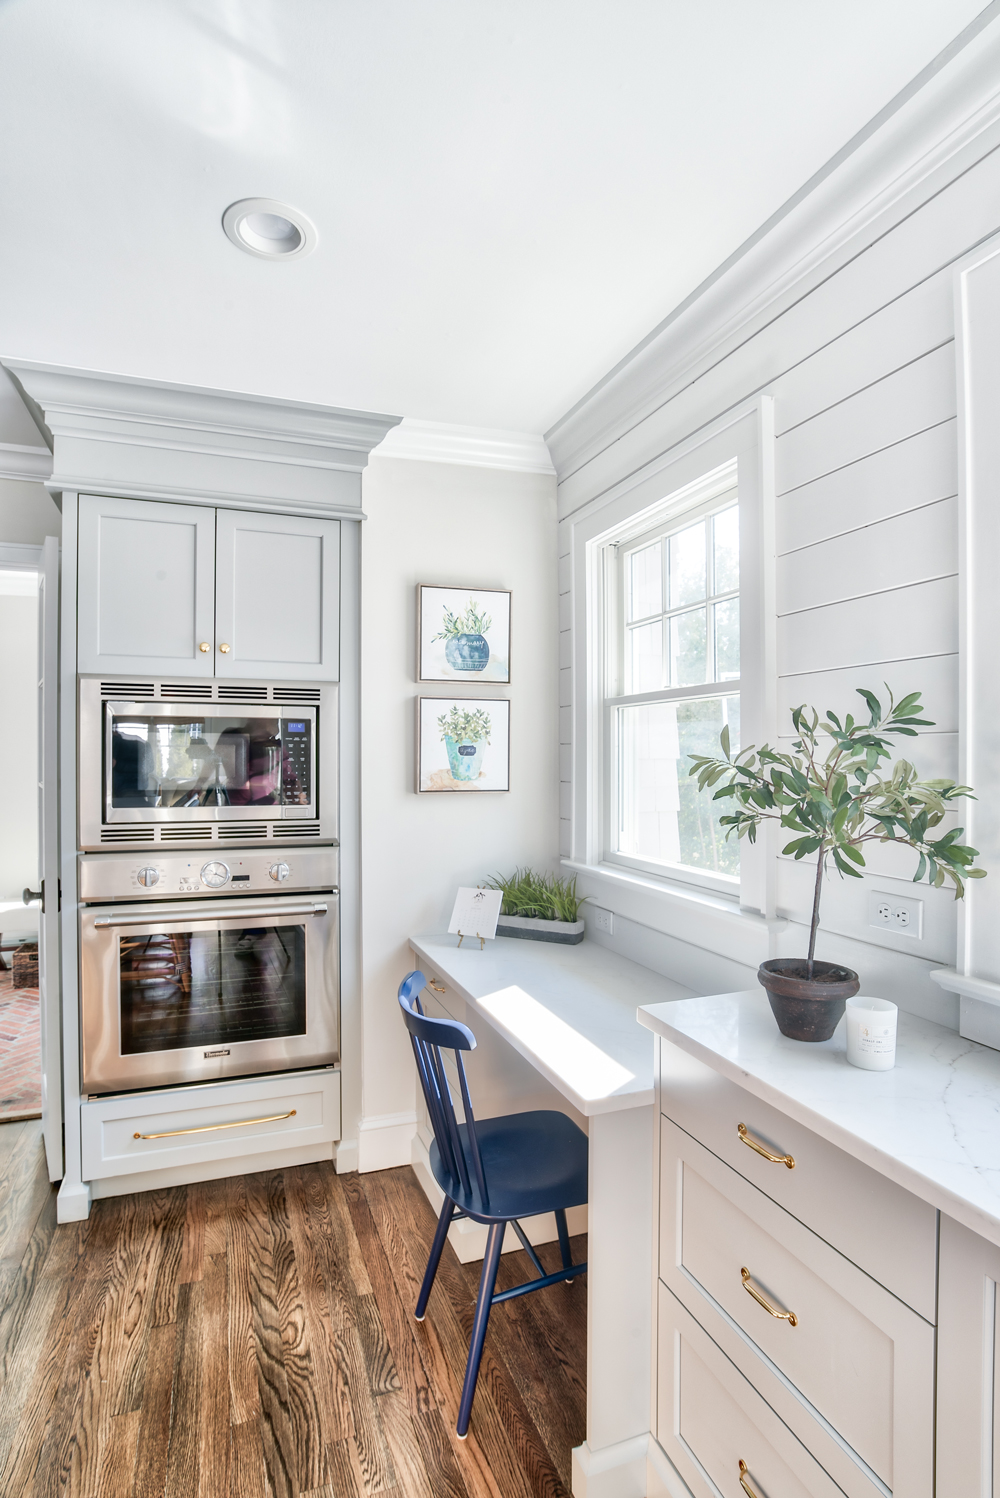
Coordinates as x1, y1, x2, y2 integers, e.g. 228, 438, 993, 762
398, 970, 588, 1437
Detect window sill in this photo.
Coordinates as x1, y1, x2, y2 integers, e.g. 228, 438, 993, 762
560, 858, 787, 969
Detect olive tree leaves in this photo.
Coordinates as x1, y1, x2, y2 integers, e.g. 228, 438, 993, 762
688, 687, 985, 900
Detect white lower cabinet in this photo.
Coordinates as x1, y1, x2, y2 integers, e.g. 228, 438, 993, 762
652, 1052, 944, 1498
81, 1068, 341, 1180
656, 1284, 847, 1498
936, 1213, 1000, 1498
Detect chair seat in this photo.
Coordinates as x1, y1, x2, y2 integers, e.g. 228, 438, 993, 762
429, 1109, 588, 1223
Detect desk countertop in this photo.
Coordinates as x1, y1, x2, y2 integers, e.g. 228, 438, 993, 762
409, 933, 694, 1116
639, 989, 1000, 1249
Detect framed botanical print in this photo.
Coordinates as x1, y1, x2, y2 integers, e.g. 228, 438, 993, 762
417, 697, 510, 792
417, 585, 511, 683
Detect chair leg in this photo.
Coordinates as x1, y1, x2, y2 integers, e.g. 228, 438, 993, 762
456, 1221, 504, 1438
416, 1195, 454, 1321
555, 1208, 572, 1270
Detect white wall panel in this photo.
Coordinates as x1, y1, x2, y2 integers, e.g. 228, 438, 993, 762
776, 496, 957, 616
772, 274, 954, 436
777, 653, 958, 731
776, 343, 955, 495
555, 122, 1000, 1030
777, 420, 956, 555
777, 576, 957, 677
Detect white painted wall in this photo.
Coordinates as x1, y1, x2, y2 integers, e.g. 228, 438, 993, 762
356, 455, 558, 1169
0, 477, 60, 544
0, 587, 38, 939
551, 100, 1000, 1032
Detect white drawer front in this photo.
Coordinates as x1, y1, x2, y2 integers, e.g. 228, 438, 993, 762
656, 1283, 848, 1498
660, 1117, 935, 1498
82, 1069, 341, 1179
658, 1041, 937, 1320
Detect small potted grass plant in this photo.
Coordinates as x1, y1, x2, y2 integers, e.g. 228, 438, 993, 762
688, 687, 985, 1041
486, 868, 589, 945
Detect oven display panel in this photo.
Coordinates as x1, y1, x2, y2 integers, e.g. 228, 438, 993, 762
108, 712, 313, 810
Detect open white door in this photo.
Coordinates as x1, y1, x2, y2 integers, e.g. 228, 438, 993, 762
34, 535, 62, 1180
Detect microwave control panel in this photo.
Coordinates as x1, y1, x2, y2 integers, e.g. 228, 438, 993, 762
79, 847, 338, 901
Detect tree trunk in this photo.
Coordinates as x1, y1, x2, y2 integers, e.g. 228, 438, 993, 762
806, 847, 825, 977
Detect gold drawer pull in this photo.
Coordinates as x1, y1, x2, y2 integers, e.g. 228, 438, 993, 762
738, 1122, 795, 1169
134, 1108, 296, 1141
738, 1459, 761, 1498
741, 1267, 797, 1326
427, 978, 446, 993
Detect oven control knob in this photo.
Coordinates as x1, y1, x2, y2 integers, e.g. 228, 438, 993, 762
200, 861, 231, 889
268, 862, 290, 882
136, 866, 159, 888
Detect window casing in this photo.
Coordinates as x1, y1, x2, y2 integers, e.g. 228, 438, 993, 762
602, 465, 742, 894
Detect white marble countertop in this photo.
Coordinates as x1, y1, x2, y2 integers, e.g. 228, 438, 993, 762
409, 933, 694, 1116
639, 989, 1000, 1249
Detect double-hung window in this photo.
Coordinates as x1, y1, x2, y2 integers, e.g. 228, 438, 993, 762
604, 470, 741, 890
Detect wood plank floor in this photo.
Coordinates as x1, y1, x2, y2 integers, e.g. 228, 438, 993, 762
0, 1120, 587, 1497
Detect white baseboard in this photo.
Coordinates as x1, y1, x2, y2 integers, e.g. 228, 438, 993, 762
571, 1435, 650, 1498
89, 1141, 335, 1199
358, 1110, 417, 1173
56, 1177, 92, 1223
646, 1436, 695, 1498
411, 1132, 588, 1264
334, 1137, 359, 1173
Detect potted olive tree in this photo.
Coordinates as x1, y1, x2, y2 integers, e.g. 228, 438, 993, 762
433, 600, 492, 673
689, 688, 985, 1041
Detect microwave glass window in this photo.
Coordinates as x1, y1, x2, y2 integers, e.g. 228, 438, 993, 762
118, 924, 307, 1055
109, 714, 312, 809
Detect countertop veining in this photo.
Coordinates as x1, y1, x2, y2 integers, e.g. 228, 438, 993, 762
639, 989, 1000, 1248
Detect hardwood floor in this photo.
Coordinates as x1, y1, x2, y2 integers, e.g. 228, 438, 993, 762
0, 1120, 587, 1497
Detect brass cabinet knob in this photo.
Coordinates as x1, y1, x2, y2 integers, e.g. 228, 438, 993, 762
199, 642, 210, 653
219, 643, 231, 654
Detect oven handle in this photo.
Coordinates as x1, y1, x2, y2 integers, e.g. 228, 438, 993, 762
93, 902, 329, 928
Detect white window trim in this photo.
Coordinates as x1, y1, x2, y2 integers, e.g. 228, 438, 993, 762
563, 394, 778, 921
602, 469, 741, 896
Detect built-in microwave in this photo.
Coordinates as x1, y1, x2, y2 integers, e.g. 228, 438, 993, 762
78, 676, 337, 850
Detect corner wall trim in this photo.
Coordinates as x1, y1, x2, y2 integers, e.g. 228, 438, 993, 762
357, 1110, 417, 1173
0, 442, 52, 482
571, 1434, 650, 1498
371, 418, 555, 475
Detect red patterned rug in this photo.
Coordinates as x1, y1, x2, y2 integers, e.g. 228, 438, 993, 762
0, 972, 41, 1122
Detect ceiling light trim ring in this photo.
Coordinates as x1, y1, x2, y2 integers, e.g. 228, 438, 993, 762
222, 198, 318, 261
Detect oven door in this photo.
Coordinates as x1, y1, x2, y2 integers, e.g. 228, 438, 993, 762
80, 895, 339, 1094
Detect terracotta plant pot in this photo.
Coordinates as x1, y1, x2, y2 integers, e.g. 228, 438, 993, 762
757, 958, 860, 1042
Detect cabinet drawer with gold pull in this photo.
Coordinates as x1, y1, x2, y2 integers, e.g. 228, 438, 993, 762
654, 1282, 851, 1498
82, 1070, 340, 1180
659, 1116, 934, 1498
658, 1042, 936, 1319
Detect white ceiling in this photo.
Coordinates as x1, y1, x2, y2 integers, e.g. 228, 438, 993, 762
0, 1, 988, 445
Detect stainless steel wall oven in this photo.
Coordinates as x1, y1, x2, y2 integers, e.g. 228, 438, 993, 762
79, 848, 339, 1094
78, 676, 337, 850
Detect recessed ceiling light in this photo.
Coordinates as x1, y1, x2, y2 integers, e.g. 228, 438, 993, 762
222, 198, 317, 260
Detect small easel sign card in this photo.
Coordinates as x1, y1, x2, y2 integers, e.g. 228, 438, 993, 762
448, 887, 503, 949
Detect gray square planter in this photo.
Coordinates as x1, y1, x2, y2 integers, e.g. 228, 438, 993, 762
495, 914, 586, 945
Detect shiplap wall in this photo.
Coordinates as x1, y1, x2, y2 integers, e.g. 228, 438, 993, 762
553, 129, 1000, 1027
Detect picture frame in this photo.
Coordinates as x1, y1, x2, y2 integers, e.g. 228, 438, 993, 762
417, 696, 510, 793
417, 584, 511, 684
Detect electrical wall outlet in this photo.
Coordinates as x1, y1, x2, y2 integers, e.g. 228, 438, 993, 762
868, 890, 923, 939
591, 906, 614, 935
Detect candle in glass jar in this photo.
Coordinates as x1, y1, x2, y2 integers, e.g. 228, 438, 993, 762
845, 996, 897, 1071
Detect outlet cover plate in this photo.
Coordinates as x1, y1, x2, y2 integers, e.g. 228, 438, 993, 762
868, 890, 923, 939
591, 906, 614, 935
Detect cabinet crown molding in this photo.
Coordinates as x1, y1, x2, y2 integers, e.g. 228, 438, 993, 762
0, 360, 402, 514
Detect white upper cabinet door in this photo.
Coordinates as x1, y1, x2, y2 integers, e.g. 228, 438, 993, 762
77, 495, 216, 676
214, 509, 340, 680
